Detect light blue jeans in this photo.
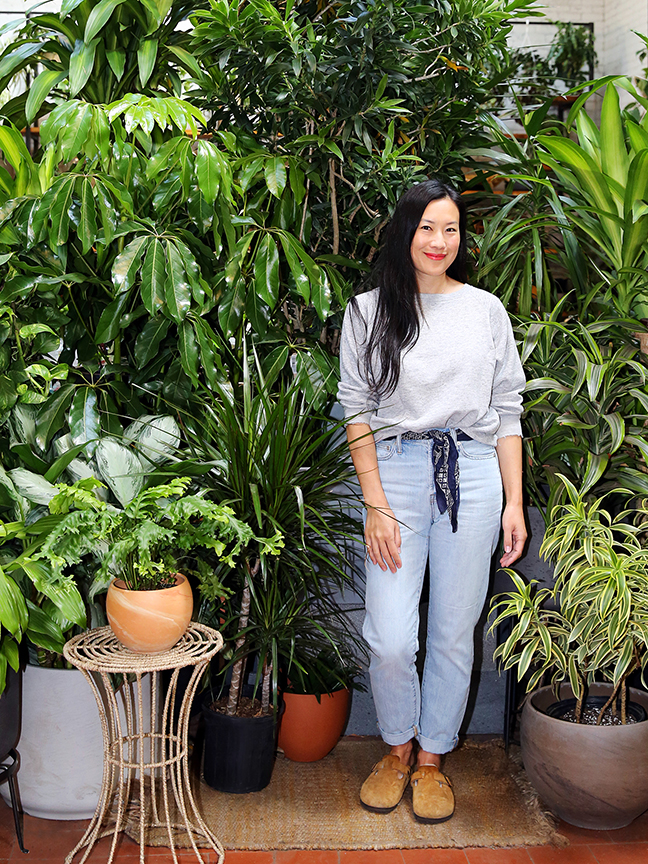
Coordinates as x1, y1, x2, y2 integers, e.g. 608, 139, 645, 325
363, 433, 502, 754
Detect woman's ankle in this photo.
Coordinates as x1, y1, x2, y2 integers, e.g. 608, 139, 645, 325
389, 741, 415, 766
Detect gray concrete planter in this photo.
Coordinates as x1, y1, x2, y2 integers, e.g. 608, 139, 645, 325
521, 682, 648, 829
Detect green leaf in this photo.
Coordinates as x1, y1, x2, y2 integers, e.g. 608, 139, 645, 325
195, 140, 220, 204
178, 320, 199, 383
253, 233, 280, 309
0, 567, 27, 637
264, 156, 287, 198
167, 44, 203, 79
58, 101, 93, 162
69, 39, 99, 98
134, 315, 171, 368
21, 559, 86, 627
600, 83, 628, 188
95, 292, 130, 344
140, 237, 165, 315
112, 235, 148, 292
137, 38, 158, 88
25, 70, 66, 125
106, 47, 126, 81
95, 438, 144, 505
85, 0, 124, 42
25, 599, 65, 654
49, 176, 76, 247
35, 384, 75, 452
78, 177, 97, 255
164, 240, 191, 323
70, 387, 100, 455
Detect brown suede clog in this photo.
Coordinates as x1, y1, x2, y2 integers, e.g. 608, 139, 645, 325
359, 754, 411, 813
410, 765, 455, 823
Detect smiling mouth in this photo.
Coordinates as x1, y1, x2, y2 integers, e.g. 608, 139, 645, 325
425, 253, 446, 260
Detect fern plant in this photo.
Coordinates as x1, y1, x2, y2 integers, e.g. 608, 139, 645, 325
36, 476, 280, 596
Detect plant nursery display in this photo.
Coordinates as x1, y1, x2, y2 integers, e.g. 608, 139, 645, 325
491, 476, 648, 828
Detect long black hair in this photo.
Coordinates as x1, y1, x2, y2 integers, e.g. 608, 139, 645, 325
353, 179, 467, 398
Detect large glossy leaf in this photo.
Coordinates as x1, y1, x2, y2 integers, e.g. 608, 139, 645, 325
134, 315, 171, 368
69, 38, 99, 98
264, 156, 287, 198
195, 139, 220, 204
94, 291, 130, 344
34, 384, 76, 452
21, 559, 86, 627
70, 387, 100, 455
253, 233, 280, 308
0, 41, 41, 80
140, 237, 165, 315
178, 319, 199, 383
25, 600, 65, 654
0, 567, 27, 637
164, 240, 191, 323
137, 38, 158, 87
25, 69, 66, 125
84, 0, 124, 42
8, 468, 57, 505
58, 101, 93, 162
600, 83, 628, 189
95, 438, 144, 505
112, 234, 148, 292
123, 414, 181, 466
106, 47, 126, 81
78, 177, 98, 255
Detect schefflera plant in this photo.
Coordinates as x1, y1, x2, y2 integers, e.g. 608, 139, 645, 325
491, 475, 648, 724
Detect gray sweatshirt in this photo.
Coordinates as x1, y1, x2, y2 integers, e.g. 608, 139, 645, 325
337, 284, 525, 445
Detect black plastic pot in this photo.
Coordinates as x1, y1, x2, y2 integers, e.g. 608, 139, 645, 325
0, 667, 21, 760
546, 695, 646, 723
202, 701, 280, 793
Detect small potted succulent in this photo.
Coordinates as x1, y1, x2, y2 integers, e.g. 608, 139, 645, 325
491, 475, 648, 829
37, 476, 256, 653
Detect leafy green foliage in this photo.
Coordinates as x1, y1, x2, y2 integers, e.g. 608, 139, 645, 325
491, 476, 648, 722
37, 476, 270, 594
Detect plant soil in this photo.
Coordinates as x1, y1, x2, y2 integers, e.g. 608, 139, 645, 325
208, 696, 267, 718
559, 705, 641, 725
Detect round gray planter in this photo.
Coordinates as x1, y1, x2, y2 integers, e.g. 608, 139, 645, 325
521, 682, 648, 829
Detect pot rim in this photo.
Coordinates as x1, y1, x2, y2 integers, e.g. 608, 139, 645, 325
528, 682, 648, 726
110, 572, 186, 593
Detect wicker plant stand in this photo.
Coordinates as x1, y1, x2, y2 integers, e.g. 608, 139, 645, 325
62, 623, 223, 864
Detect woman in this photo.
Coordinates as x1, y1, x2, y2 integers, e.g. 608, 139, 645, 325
338, 179, 526, 823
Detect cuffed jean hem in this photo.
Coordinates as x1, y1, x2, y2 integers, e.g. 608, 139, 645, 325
379, 725, 419, 747
417, 733, 459, 755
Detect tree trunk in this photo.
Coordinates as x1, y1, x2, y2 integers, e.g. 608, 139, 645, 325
226, 558, 258, 717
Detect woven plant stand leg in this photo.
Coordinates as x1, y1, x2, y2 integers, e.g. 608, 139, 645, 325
63, 624, 225, 864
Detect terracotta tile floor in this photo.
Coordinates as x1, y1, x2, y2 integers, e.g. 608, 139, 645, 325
1, 799, 648, 864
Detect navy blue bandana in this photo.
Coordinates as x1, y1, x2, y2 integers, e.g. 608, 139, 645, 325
402, 430, 461, 532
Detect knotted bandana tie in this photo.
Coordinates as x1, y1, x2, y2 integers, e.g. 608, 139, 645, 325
402, 429, 461, 532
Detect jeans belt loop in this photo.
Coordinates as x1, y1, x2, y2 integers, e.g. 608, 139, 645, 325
396, 433, 402, 455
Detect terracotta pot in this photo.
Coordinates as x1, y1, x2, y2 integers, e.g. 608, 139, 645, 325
278, 688, 350, 762
521, 682, 648, 829
106, 573, 193, 652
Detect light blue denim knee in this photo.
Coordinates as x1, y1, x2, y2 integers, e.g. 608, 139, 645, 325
362, 435, 502, 754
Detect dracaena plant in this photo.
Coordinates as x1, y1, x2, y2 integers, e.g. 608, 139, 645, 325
536, 77, 648, 320
491, 475, 648, 724
518, 308, 648, 515
182, 336, 365, 716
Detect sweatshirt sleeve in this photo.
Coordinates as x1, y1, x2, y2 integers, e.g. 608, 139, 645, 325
337, 298, 379, 425
490, 300, 526, 439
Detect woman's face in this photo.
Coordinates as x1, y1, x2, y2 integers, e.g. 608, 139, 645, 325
409, 196, 461, 287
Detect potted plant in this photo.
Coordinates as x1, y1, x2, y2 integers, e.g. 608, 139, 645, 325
491, 475, 648, 829
278, 648, 362, 763
35, 475, 257, 653
184, 340, 365, 792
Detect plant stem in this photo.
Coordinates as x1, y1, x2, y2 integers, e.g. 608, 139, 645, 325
226, 556, 259, 717
261, 659, 271, 715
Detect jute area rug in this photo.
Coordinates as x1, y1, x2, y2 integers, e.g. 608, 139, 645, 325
136, 737, 566, 850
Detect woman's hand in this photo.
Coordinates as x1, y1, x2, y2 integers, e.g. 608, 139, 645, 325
365, 505, 402, 573
499, 502, 527, 567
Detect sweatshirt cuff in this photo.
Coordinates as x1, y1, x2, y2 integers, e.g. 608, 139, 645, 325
496, 414, 523, 440
344, 409, 374, 426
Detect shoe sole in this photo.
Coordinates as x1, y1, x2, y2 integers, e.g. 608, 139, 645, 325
413, 809, 455, 824
359, 799, 401, 814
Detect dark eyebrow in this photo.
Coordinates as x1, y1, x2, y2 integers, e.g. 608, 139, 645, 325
419, 219, 459, 226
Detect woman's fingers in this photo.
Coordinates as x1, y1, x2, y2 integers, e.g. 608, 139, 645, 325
366, 507, 402, 573
499, 504, 527, 567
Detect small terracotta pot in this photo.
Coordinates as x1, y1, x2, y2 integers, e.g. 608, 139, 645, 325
278, 688, 350, 762
521, 682, 648, 829
106, 574, 193, 653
